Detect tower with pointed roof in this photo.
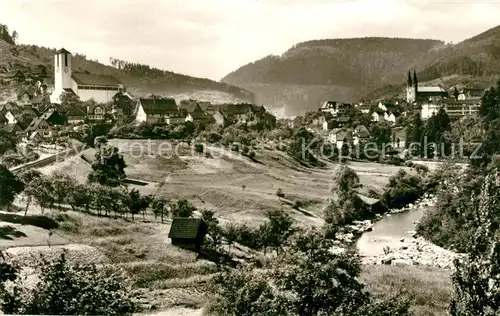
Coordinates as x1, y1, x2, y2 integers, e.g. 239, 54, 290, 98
406, 70, 418, 103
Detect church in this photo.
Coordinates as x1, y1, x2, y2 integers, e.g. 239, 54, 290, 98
50, 48, 124, 104
406, 70, 448, 104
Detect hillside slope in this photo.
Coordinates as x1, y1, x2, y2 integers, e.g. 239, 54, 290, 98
223, 25, 500, 116
0, 40, 254, 104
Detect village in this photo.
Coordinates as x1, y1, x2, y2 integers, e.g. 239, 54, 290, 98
0, 48, 487, 164
1, 3, 499, 313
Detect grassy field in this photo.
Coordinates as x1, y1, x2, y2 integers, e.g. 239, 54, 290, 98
38, 139, 409, 226
362, 265, 453, 316
2, 139, 441, 314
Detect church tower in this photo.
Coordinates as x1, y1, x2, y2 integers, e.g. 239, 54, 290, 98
51, 48, 72, 103
406, 70, 418, 103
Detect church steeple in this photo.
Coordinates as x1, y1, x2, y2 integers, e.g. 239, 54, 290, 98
407, 71, 412, 86
413, 70, 418, 87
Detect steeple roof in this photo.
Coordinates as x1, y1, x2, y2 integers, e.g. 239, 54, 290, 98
56, 48, 71, 54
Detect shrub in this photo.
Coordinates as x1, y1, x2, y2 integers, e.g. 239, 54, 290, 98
248, 150, 256, 160
194, 143, 204, 153
241, 145, 249, 155
382, 170, 424, 209
1, 252, 139, 315
275, 188, 285, 198
413, 163, 429, 175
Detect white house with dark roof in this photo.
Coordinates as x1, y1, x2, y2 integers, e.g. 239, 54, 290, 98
50, 48, 124, 104
134, 96, 183, 124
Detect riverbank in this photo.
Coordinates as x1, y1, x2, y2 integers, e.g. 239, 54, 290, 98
355, 195, 459, 269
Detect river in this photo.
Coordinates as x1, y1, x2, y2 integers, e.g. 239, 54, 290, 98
357, 206, 426, 257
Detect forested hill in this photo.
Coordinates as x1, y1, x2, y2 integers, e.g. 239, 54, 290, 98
0, 34, 254, 104
223, 26, 500, 116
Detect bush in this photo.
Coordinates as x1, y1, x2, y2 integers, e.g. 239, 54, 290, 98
275, 188, 285, 198
194, 143, 204, 153
241, 145, 249, 155
1, 252, 139, 315
248, 150, 256, 159
413, 163, 429, 175
382, 170, 425, 209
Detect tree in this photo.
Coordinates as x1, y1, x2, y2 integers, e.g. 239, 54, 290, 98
18, 169, 42, 215
50, 171, 76, 209
2, 252, 139, 315
406, 112, 423, 155
88, 141, 127, 187
0, 251, 18, 305
171, 199, 195, 218
124, 189, 151, 220
423, 107, 451, 157
382, 169, 424, 209
262, 210, 295, 254
287, 127, 322, 166
208, 229, 409, 316
31, 177, 55, 214
450, 171, 500, 315
332, 164, 360, 195
0, 131, 17, 155
0, 165, 24, 208
66, 183, 93, 213
151, 197, 170, 223
60, 91, 82, 109
10, 30, 18, 44
370, 121, 392, 150
223, 222, 239, 251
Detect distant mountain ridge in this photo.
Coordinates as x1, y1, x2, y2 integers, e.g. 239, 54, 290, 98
222, 26, 500, 116
0, 38, 255, 105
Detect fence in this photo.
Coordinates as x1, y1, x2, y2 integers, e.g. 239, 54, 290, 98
10, 148, 80, 174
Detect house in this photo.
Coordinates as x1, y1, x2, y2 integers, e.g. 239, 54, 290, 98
67, 107, 86, 124
50, 48, 124, 103
333, 115, 351, 128
3, 109, 18, 125
328, 128, 353, 149
371, 108, 385, 123
450, 86, 485, 100
86, 103, 108, 122
357, 193, 385, 214
218, 103, 257, 124
134, 97, 183, 124
383, 112, 396, 125
213, 110, 229, 127
25, 117, 54, 139
322, 120, 335, 131
354, 125, 370, 143
356, 103, 371, 114
168, 218, 207, 253
0, 70, 25, 84
442, 99, 481, 119
421, 102, 441, 120
183, 102, 210, 124
321, 101, 338, 114
41, 106, 66, 125
312, 112, 333, 127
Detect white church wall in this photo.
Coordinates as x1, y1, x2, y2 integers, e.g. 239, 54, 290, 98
77, 89, 117, 103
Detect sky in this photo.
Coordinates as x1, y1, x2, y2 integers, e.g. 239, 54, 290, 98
1, 0, 500, 81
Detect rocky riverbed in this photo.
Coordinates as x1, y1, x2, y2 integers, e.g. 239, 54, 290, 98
356, 195, 460, 270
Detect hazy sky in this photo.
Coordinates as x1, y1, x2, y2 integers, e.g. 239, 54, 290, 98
1, 0, 500, 80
